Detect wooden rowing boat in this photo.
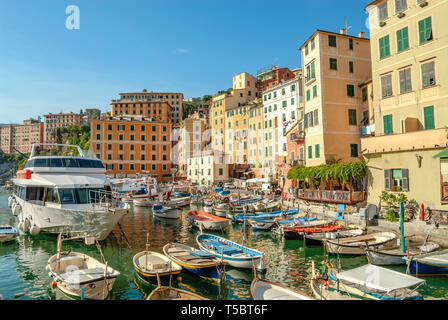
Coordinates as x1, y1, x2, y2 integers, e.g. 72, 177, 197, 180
147, 286, 208, 300
186, 211, 231, 231
324, 231, 397, 255
251, 277, 314, 300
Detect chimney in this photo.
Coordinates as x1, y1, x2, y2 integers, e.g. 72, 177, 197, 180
340, 28, 346, 35
358, 31, 365, 38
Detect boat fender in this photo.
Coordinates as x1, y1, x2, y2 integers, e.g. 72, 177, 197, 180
323, 280, 329, 289
18, 222, 24, 232
30, 225, 40, 236
23, 219, 31, 233
51, 281, 58, 289
12, 203, 22, 216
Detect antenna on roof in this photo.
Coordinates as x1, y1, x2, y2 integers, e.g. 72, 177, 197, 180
345, 17, 352, 34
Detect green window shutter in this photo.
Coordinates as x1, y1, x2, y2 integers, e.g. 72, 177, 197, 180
311, 61, 315, 79
397, 27, 409, 52
350, 144, 358, 157
424, 106, 435, 130
419, 17, 432, 44
379, 36, 390, 59
315, 144, 320, 158
383, 114, 393, 134
402, 169, 409, 191
347, 85, 355, 97
313, 85, 317, 97
384, 169, 391, 191
306, 90, 310, 101
308, 146, 312, 159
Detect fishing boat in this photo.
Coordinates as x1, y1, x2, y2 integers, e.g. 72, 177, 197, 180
304, 228, 365, 246
133, 251, 182, 283
282, 223, 344, 240
186, 211, 231, 231
166, 196, 191, 208
213, 203, 232, 217
196, 233, 266, 271
0, 225, 19, 243
46, 234, 120, 300
152, 204, 179, 219
310, 261, 361, 300
252, 200, 281, 213
11, 143, 129, 241
251, 277, 314, 300
326, 264, 425, 300
162, 243, 225, 281
366, 242, 440, 266
133, 198, 156, 207
147, 286, 207, 300
404, 249, 448, 276
324, 231, 397, 255
231, 209, 298, 224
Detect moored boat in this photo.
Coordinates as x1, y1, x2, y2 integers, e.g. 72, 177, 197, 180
186, 211, 231, 231
152, 205, 179, 219
366, 242, 440, 266
133, 251, 182, 283
0, 225, 19, 243
196, 233, 266, 272
147, 286, 207, 300
324, 231, 397, 255
251, 277, 314, 300
162, 243, 225, 281
404, 249, 448, 276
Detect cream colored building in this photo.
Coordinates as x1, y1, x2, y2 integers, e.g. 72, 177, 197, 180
361, 0, 448, 211
186, 150, 231, 186
299, 29, 372, 166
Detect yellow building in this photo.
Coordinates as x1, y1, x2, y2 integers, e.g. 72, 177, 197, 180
299, 29, 372, 166
361, 0, 448, 211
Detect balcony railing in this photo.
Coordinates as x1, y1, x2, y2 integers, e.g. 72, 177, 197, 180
290, 132, 305, 141
297, 189, 364, 204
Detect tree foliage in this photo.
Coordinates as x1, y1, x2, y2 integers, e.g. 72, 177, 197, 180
54, 124, 91, 151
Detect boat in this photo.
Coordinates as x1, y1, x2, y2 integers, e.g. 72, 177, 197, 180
0, 225, 19, 243
46, 234, 120, 300
248, 216, 316, 231
186, 211, 231, 231
11, 143, 129, 241
162, 243, 225, 281
323, 231, 397, 255
252, 200, 281, 213
213, 203, 231, 217
310, 261, 361, 300
251, 277, 314, 300
405, 249, 448, 276
366, 241, 440, 266
326, 264, 425, 300
152, 204, 179, 219
133, 198, 156, 207
231, 209, 298, 224
304, 228, 365, 246
147, 286, 207, 300
282, 223, 344, 240
133, 251, 182, 283
166, 196, 191, 208
196, 233, 266, 271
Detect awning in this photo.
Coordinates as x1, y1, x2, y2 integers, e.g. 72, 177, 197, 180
336, 264, 425, 293
433, 148, 448, 158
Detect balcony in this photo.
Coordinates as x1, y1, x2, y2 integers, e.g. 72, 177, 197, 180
297, 189, 365, 204
290, 131, 305, 142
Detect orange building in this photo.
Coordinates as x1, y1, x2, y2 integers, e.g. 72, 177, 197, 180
256, 66, 295, 92
90, 115, 172, 178
110, 100, 171, 123
44, 112, 82, 143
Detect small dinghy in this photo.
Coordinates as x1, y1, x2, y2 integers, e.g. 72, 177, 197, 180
324, 231, 397, 255
152, 204, 179, 219
166, 196, 191, 208
232, 209, 298, 224
327, 264, 425, 300
304, 228, 365, 246
404, 249, 448, 276
366, 241, 440, 266
163, 243, 225, 281
133, 198, 155, 207
186, 211, 231, 231
133, 234, 182, 283
213, 203, 231, 217
147, 286, 207, 300
196, 233, 265, 271
251, 277, 314, 300
46, 234, 120, 300
0, 225, 19, 243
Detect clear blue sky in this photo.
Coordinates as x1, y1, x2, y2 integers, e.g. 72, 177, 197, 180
0, 0, 371, 123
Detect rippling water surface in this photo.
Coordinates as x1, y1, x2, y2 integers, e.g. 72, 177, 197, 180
0, 188, 447, 300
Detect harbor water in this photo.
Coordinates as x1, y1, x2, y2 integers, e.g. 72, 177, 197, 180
0, 187, 447, 300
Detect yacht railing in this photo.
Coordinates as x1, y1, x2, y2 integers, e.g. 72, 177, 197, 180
88, 189, 126, 211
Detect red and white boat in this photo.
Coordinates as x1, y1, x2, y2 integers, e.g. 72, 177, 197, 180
186, 211, 231, 231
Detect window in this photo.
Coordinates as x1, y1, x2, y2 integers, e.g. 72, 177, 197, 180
421, 61, 436, 88
385, 169, 409, 191
313, 109, 319, 126
315, 144, 320, 158
329, 58, 338, 70
399, 68, 412, 94
347, 84, 355, 97
424, 106, 435, 130
378, 2, 388, 22
306, 61, 316, 82
348, 109, 357, 125
328, 35, 337, 47
395, 0, 407, 13
397, 27, 409, 52
96, 124, 101, 130
379, 35, 390, 59
381, 74, 393, 98
306, 90, 311, 101
219, 168, 223, 176
362, 87, 368, 102
350, 144, 358, 157
418, 17, 433, 44
383, 114, 393, 135
313, 86, 317, 98
308, 146, 312, 159
349, 38, 354, 50
349, 61, 354, 73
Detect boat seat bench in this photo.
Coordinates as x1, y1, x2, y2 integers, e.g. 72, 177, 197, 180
59, 267, 109, 283
203, 241, 243, 255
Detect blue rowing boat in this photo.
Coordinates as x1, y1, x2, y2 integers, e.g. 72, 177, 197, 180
231, 209, 298, 223
196, 234, 266, 271
405, 249, 448, 276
